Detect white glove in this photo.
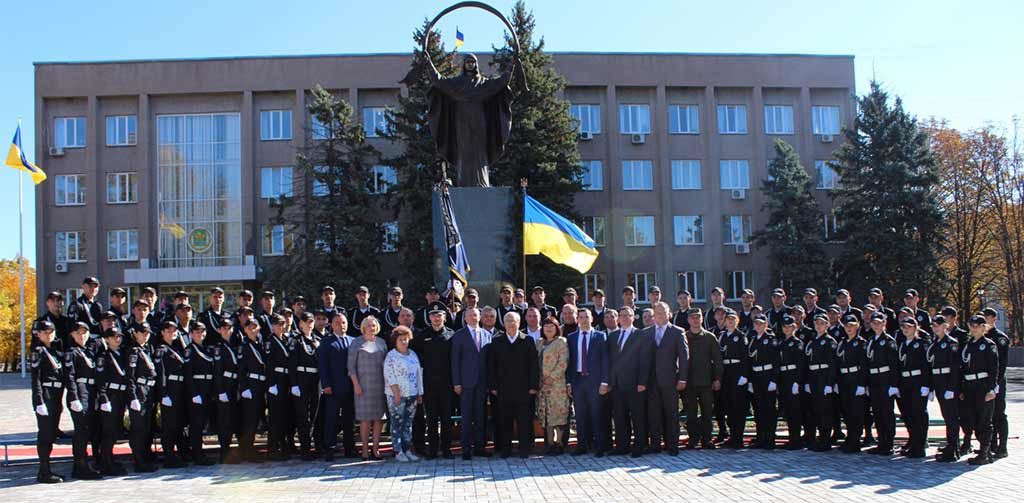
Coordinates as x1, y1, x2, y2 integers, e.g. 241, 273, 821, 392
824, 385, 833, 395
887, 386, 899, 397
791, 383, 799, 395
290, 385, 301, 397
737, 376, 748, 386
855, 386, 866, 396
100, 401, 112, 412
865, 388, 870, 397
161, 396, 173, 407
218, 392, 229, 403
767, 381, 777, 392
919, 386, 930, 397
746, 383, 754, 393
69, 399, 84, 412
834, 384, 840, 394
241, 389, 253, 399
192, 394, 203, 404
35, 404, 49, 416
130, 399, 141, 411
943, 391, 954, 400
268, 385, 279, 396
804, 383, 811, 393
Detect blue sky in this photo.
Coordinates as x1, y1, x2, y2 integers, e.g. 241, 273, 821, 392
2, 0, 1021, 263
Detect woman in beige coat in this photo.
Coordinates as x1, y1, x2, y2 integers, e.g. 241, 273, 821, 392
536, 316, 570, 455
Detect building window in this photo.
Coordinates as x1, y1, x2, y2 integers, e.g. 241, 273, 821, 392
812, 106, 841, 135
261, 224, 292, 256
722, 215, 752, 245
726, 270, 751, 301
260, 167, 293, 199
260, 110, 293, 141
312, 165, 334, 197
671, 160, 701, 190
581, 273, 606, 304
311, 116, 330, 140
676, 271, 707, 302
570, 104, 601, 135
106, 173, 138, 204
64, 288, 83, 302
815, 160, 839, 189
105, 115, 137, 146
668, 105, 699, 134
368, 165, 397, 194
580, 160, 603, 191
628, 272, 656, 303
719, 160, 750, 190
54, 117, 86, 148
624, 215, 655, 247
823, 211, 841, 242
381, 221, 399, 253
717, 105, 747, 134
362, 107, 389, 138
55, 174, 86, 206
107, 229, 139, 261
764, 105, 794, 135
56, 231, 86, 263
579, 216, 607, 247
618, 104, 651, 134
673, 215, 704, 245
622, 160, 653, 190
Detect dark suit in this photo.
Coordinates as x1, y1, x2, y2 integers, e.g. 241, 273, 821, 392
317, 331, 355, 455
451, 326, 492, 453
647, 324, 689, 452
607, 326, 653, 454
566, 329, 609, 452
487, 332, 539, 455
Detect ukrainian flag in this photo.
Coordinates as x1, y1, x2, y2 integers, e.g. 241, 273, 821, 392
523, 195, 598, 273
455, 28, 464, 49
5, 125, 46, 184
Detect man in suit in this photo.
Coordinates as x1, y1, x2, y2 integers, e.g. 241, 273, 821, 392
566, 309, 609, 456
607, 306, 654, 457
646, 302, 689, 455
487, 312, 540, 458
317, 313, 356, 461
450, 307, 492, 460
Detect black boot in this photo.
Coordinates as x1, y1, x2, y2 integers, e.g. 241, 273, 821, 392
71, 460, 103, 480
968, 445, 992, 465
37, 461, 64, 484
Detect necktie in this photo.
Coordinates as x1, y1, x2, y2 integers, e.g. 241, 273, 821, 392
620, 330, 629, 351
474, 329, 480, 351
581, 332, 588, 374
656, 326, 664, 346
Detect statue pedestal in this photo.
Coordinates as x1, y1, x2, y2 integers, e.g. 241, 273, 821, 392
432, 186, 516, 305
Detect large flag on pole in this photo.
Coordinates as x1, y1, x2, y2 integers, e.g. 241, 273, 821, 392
440, 188, 470, 301
523, 195, 598, 273
5, 125, 46, 184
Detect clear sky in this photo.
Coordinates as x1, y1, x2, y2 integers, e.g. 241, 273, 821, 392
2, 0, 1021, 263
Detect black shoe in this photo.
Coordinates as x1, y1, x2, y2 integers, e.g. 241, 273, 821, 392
163, 456, 187, 468
863, 436, 877, 447
968, 454, 991, 465
134, 462, 158, 473
783, 442, 803, 451
195, 456, 217, 466
441, 451, 454, 459
37, 471, 64, 484
594, 450, 605, 458
666, 448, 679, 456
935, 450, 959, 462
472, 449, 491, 458
101, 463, 128, 476
499, 449, 511, 459
424, 452, 437, 460
960, 440, 972, 453
907, 450, 926, 459
518, 451, 530, 459
685, 441, 698, 450
701, 442, 716, 450
868, 446, 893, 456
993, 449, 1009, 459
572, 447, 588, 456
461, 452, 472, 461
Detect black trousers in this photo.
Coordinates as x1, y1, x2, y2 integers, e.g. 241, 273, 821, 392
188, 398, 213, 458
809, 388, 834, 446
100, 395, 127, 467
684, 386, 714, 445
423, 383, 453, 455
412, 402, 426, 454
267, 392, 291, 455
713, 387, 727, 439
239, 391, 267, 458
838, 384, 864, 448
722, 381, 748, 444
293, 385, 319, 453
963, 387, 995, 453
613, 387, 646, 453
36, 398, 61, 464
779, 385, 803, 445
937, 392, 960, 450
750, 379, 777, 446
869, 385, 896, 449
993, 383, 1008, 451
648, 385, 679, 450
216, 399, 238, 455
322, 391, 355, 454
70, 405, 93, 464
899, 383, 929, 453
495, 396, 533, 453
160, 397, 187, 460
128, 396, 154, 462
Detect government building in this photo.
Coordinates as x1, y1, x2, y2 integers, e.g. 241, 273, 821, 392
34, 52, 855, 311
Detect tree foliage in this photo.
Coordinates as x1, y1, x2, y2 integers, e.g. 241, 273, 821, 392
0, 257, 35, 368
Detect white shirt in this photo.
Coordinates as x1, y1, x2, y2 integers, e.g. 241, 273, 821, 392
618, 327, 632, 349
526, 327, 542, 342
576, 329, 592, 372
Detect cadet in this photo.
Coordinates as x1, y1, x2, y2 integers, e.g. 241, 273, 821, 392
928, 315, 962, 462
211, 314, 241, 463
747, 314, 780, 449
865, 312, 899, 455
413, 286, 442, 331
777, 315, 805, 450
238, 319, 268, 463
718, 310, 750, 448
835, 314, 868, 453
36, 291, 69, 350
290, 312, 321, 460
185, 321, 216, 465
982, 307, 1010, 459
380, 286, 406, 335
95, 327, 131, 475
200, 287, 228, 345
962, 314, 999, 465
805, 314, 838, 452
67, 276, 104, 336
266, 314, 293, 460
156, 321, 189, 468
896, 317, 930, 458
126, 324, 159, 472
256, 291, 277, 340
31, 320, 65, 483
63, 321, 102, 479
349, 286, 381, 337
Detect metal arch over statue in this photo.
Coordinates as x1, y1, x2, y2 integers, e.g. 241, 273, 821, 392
420, 1, 528, 188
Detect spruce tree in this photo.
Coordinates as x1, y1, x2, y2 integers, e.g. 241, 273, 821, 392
751, 139, 831, 292
265, 85, 383, 298
830, 81, 946, 300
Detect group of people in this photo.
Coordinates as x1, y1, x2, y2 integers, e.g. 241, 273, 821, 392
29, 276, 1011, 484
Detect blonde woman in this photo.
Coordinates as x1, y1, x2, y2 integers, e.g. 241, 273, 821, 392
348, 316, 388, 460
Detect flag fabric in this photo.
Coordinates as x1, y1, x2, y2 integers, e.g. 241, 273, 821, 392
440, 188, 470, 301
160, 213, 187, 239
5, 125, 46, 184
523, 195, 599, 274
455, 28, 464, 49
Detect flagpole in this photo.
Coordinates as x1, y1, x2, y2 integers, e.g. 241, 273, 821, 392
18, 131, 26, 378
520, 178, 527, 290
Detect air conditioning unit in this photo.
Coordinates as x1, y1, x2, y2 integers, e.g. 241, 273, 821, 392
731, 189, 746, 200
49, 147, 65, 157
630, 133, 646, 144
820, 134, 834, 143
735, 243, 750, 255
578, 131, 593, 141
55, 262, 68, 273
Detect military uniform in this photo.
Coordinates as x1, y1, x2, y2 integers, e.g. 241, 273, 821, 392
348, 306, 382, 337
897, 335, 931, 457
96, 345, 131, 474
835, 333, 868, 452
777, 335, 805, 449
265, 334, 292, 459
987, 326, 1010, 458
211, 337, 241, 463
185, 343, 217, 464
380, 306, 404, 336
804, 331, 838, 451
718, 329, 750, 448
747, 330, 780, 449
35, 311, 69, 351
31, 342, 65, 483
126, 340, 159, 471
865, 331, 899, 454
412, 324, 456, 458
156, 342, 189, 467
67, 294, 104, 336
928, 333, 961, 460
290, 334, 321, 459
63, 341, 101, 479
961, 333, 999, 464
237, 337, 268, 462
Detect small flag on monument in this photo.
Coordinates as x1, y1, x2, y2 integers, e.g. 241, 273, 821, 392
455, 27, 464, 49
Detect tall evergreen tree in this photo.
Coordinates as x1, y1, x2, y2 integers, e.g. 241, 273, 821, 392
830, 81, 946, 300
751, 139, 831, 292
265, 85, 383, 298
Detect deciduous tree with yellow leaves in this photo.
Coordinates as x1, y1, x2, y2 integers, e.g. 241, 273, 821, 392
0, 257, 35, 371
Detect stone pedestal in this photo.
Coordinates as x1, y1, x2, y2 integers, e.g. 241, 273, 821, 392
432, 186, 516, 305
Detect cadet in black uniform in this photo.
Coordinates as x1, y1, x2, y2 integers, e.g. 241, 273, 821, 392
747, 315, 780, 449
982, 307, 1010, 460
413, 286, 442, 331
67, 276, 104, 336
903, 289, 932, 336
497, 284, 525, 324
36, 291, 69, 350
865, 312, 899, 455
185, 321, 216, 465
962, 314, 999, 465
766, 288, 792, 336
156, 321, 188, 468
211, 314, 241, 463
126, 324, 159, 472
718, 310, 750, 448
928, 315, 962, 461
805, 314, 838, 452
200, 287, 228, 347
256, 291, 277, 341
896, 317, 930, 458
290, 312, 321, 460
237, 319, 268, 463
266, 314, 292, 460
109, 288, 130, 335
31, 320, 65, 483
63, 321, 102, 479
95, 327, 130, 475
530, 286, 558, 321
835, 314, 868, 453
380, 286, 406, 335
348, 285, 381, 337
319, 285, 346, 325
412, 304, 456, 459
777, 316, 806, 450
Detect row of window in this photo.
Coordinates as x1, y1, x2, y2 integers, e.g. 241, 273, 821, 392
578, 159, 839, 191
53, 116, 139, 149
578, 212, 840, 247
570, 104, 841, 136
580, 270, 752, 304
260, 165, 395, 199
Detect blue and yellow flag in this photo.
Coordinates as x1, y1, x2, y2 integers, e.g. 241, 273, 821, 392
455, 28, 464, 49
5, 125, 46, 184
524, 195, 598, 273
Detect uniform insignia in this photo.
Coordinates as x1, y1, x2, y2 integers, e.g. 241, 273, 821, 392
733, 336, 739, 342
912, 342, 919, 349
999, 338, 1008, 346
853, 341, 859, 347
878, 341, 885, 347
940, 343, 947, 349
820, 339, 826, 346
979, 344, 986, 351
